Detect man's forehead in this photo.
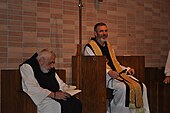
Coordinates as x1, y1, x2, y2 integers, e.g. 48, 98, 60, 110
96, 26, 108, 31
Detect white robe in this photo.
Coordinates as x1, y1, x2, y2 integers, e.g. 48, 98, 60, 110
165, 50, 170, 77
84, 46, 150, 113
20, 64, 68, 113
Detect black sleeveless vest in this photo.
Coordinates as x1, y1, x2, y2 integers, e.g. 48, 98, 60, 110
85, 38, 117, 71
22, 53, 59, 92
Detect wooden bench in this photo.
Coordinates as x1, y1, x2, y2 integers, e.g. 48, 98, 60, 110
145, 67, 170, 113
1, 69, 66, 113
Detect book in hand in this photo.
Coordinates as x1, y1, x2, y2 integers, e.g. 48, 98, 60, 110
63, 85, 82, 96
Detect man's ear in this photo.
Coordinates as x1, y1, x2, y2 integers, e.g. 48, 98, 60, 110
38, 57, 45, 65
94, 32, 97, 37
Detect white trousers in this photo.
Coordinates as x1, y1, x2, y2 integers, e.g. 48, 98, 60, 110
37, 97, 61, 113
107, 79, 150, 113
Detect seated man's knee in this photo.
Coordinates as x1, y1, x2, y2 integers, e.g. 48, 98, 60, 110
38, 99, 61, 113
117, 83, 126, 93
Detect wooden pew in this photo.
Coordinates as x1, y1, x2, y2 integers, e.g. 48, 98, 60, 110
1, 69, 66, 113
145, 67, 160, 113
157, 83, 170, 113
145, 67, 170, 113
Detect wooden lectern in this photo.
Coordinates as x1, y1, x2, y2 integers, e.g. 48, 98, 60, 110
72, 56, 106, 113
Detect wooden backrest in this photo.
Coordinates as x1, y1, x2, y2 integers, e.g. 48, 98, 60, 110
1, 69, 66, 113
117, 56, 145, 83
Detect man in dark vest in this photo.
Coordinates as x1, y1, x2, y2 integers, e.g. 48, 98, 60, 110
20, 49, 82, 113
84, 22, 150, 113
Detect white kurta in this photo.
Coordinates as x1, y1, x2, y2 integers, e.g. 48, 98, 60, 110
20, 64, 68, 113
165, 50, 170, 77
84, 46, 150, 113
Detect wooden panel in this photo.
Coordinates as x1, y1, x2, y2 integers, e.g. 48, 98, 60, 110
17, 91, 37, 113
72, 56, 106, 113
145, 68, 158, 113
145, 67, 159, 113
1, 70, 18, 113
157, 67, 170, 113
1, 69, 66, 113
72, 56, 81, 89
145, 67, 170, 113
117, 56, 145, 83
56, 69, 66, 83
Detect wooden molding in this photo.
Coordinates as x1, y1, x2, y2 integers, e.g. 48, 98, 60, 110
98, 0, 103, 2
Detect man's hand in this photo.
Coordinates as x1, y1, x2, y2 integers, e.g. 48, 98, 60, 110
54, 91, 70, 101
127, 68, 135, 75
108, 70, 119, 79
163, 76, 170, 84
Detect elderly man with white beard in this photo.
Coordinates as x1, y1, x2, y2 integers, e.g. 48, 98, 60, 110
20, 49, 82, 113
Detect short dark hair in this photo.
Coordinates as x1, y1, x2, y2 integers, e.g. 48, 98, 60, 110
94, 22, 107, 32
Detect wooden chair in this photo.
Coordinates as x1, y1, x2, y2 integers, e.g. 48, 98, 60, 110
1, 69, 66, 113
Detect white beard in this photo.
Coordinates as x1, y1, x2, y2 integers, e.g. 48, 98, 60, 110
101, 38, 107, 42
40, 66, 49, 73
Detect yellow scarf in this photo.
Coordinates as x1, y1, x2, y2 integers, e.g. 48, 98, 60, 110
89, 40, 144, 113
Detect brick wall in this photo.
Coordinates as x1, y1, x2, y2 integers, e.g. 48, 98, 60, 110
0, 0, 170, 82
